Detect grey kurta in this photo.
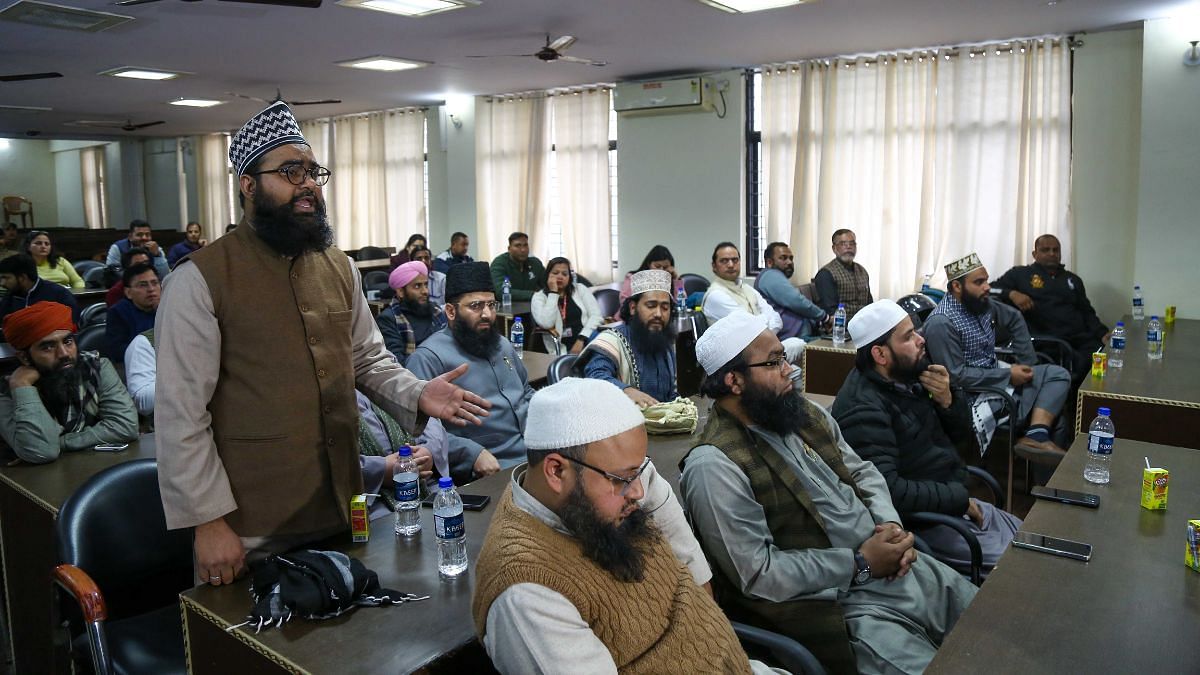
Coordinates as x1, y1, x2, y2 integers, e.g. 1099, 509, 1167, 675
680, 406, 977, 675
405, 330, 533, 478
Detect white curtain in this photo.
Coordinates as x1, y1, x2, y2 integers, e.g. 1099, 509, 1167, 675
475, 96, 551, 264
194, 133, 234, 241
80, 146, 107, 229
761, 37, 1072, 299
553, 89, 613, 284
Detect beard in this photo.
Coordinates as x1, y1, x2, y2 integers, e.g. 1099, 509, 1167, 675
399, 297, 433, 318
558, 478, 660, 583
451, 318, 500, 360
741, 377, 812, 438
628, 312, 676, 355
961, 290, 990, 316
890, 350, 932, 383
252, 188, 333, 258
37, 359, 85, 418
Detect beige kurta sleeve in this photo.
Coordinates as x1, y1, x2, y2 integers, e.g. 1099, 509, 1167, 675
154, 262, 238, 530
344, 256, 429, 433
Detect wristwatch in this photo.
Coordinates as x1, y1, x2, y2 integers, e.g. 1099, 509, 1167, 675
852, 550, 872, 586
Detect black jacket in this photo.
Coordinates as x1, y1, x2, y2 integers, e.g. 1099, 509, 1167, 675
831, 367, 975, 518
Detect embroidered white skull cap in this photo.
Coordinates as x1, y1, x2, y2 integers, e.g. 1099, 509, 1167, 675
525, 378, 646, 450
630, 269, 672, 297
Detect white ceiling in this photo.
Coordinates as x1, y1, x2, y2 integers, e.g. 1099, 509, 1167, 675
0, 0, 1191, 139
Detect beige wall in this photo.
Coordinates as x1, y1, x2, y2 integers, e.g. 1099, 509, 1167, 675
0, 138, 60, 228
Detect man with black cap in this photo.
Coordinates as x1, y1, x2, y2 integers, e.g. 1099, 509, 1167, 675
155, 102, 491, 588
407, 261, 534, 482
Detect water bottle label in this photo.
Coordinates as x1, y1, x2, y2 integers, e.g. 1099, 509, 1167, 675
1146, 330, 1161, 342
1133, 298, 1143, 306
1088, 433, 1113, 455
835, 316, 845, 327
435, 512, 465, 539
394, 476, 419, 502
1111, 337, 1125, 350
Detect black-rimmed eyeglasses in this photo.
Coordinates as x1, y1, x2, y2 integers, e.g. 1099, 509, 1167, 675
744, 356, 789, 371
251, 164, 331, 186
563, 456, 651, 497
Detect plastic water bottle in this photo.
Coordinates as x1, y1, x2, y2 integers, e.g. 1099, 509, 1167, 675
393, 445, 421, 536
511, 316, 525, 360
433, 477, 468, 578
501, 276, 512, 310
676, 287, 687, 315
1108, 322, 1126, 368
921, 274, 932, 293
1132, 285, 1144, 321
1084, 407, 1115, 484
832, 303, 847, 345
1146, 315, 1163, 360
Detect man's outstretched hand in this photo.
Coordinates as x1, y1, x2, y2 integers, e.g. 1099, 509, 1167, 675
419, 363, 492, 426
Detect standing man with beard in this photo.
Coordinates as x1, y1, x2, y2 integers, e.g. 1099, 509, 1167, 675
0, 302, 138, 464
409, 245, 446, 308
376, 260, 446, 365
679, 311, 976, 674
833, 300, 1021, 574
813, 229, 873, 320
473, 377, 775, 675
155, 103, 491, 588
577, 269, 678, 407
923, 253, 1072, 465
407, 261, 533, 481
755, 242, 830, 339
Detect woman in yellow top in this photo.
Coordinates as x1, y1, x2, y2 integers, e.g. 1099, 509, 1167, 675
25, 231, 85, 289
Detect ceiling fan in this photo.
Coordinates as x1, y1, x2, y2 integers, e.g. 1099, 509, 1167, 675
467, 34, 608, 67
68, 119, 167, 132
112, 0, 322, 8
228, 88, 342, 106
0, 72, 63, 82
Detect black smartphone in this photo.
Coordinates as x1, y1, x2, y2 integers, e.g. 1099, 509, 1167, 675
421, 492, 491, 511
1030, 486, 1100, 508
1011, 531, 1093, 562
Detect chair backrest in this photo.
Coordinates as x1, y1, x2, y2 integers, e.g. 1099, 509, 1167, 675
798, 283, 816, 303
56, 459, 194, 621
691, 311, 710, 338
73, 260, 103, 276
2, 196, 31, 214
363, 270, 390, 291
79, 303, 107, 328
357, 246, 390, 261
84, 266, 108, 289
592, 288, 620, 319
680, 273, 710, 297
896, 293, 937, 329
547, 354, 578, 385
75, 323, 106, 353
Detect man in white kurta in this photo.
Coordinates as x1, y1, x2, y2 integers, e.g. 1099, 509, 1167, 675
702, 242, 783, 332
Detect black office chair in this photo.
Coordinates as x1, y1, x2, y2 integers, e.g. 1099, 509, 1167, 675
574, 274, 592, 287
74, 260, 104, 277
896, 293, 937, 329
732, 621, 829, 675
356, 246, 390, 261
54, 459, 192, 675
592, 288, 620, 320
76, 323, 106, 353
680, 273, 710, 298
84, 266, 108, 290
79, 303, 107, 329
547, 354, 578, 385
907, 465, 1005, 586
363, 270, 390, 295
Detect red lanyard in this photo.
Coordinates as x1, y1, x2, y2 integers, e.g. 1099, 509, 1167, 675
558, 293, 568, 322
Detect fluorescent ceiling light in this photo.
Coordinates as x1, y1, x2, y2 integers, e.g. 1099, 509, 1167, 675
0, 104, 53, 112
99, 67, 187, 81
698, 0, 813, 13
337, 0, 479, 18
336, 56, 429, 72
168, 98, 224, 107
0, 0, 134, 32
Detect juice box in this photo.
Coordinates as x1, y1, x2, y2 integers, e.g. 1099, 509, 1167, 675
1140, 468, 1169, 510
1187, 520, 1200, 572
350, 494, 370, 543
1091, 352, 1107, 378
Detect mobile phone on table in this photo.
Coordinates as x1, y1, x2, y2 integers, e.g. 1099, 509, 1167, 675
1030, 486, 1100, 508
1011, 531, 1092, 562
420, 492, 490, 511
94, 443, 129, 452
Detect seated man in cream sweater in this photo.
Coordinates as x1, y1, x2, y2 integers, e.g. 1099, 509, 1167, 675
472, 378, 780, 674
702, 241, 782, 332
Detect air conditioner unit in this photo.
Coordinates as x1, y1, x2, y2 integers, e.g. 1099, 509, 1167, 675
613, 77, 714, 116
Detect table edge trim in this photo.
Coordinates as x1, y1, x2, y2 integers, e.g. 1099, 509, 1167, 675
181, 593, 308, 675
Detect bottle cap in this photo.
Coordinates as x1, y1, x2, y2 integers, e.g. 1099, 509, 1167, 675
838, 303, 845, 308
398, 445, 412, 456
514, 316, 522, 323
1098, 407, 1111, 416
1151, 315, 1158, 320
1116, 321, 1124, 327
438, 477, 454, 489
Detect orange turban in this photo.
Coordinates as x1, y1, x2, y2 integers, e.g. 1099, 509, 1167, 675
3, 302, 76, 350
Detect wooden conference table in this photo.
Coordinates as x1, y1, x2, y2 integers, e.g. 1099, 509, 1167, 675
1076, 317, 1200, 449
801, 337, 855, 396
0, 436, 157, 674
928, 434, 1200, 673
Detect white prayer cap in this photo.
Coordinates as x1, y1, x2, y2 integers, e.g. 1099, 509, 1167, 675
848, 299, 910, 349
696, 311, 769, 375
630, 269, 672, 297
525, 378, 645, 450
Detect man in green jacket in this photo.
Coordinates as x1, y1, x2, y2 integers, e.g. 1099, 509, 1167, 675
489, 231, 545, 302
0, 302, 138, 463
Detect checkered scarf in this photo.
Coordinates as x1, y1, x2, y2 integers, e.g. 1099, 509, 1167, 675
930, 294, 996, 368
383, 299, 446, 358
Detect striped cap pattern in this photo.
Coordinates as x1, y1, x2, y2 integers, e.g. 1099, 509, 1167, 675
229, 101, 307, 176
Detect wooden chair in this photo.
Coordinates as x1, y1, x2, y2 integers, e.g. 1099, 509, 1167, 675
2, 196, 33, 228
